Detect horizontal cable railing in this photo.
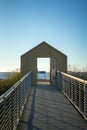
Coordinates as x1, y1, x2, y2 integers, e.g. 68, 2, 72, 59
0, 72, 32, 130
57, 71, 87, 120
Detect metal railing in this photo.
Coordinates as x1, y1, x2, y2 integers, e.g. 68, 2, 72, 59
57, 71, 87, 120
0, 72, 32, 130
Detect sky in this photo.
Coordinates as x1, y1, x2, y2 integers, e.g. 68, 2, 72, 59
37, 58, 50, 72
0, 0, 87, 72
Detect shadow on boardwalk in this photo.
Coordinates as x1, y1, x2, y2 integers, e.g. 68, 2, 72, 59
17, 85, 87, 130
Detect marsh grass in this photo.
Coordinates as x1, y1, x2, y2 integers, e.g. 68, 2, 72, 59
0, 72, 20, 96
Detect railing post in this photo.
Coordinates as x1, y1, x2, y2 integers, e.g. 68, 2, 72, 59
84, 83, 87, 119
57, 71, 63, 90
69, 78, 71, 99
3, 97, 6, 130
74, 80, 76, 106
18, 84, 20, 119
79, 81, 80, 109
14, 86, 17, 128
10, 93, 13, 130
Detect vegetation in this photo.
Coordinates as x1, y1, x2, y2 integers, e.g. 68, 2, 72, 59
68, 65, 87, 80
0, 72, 21, 96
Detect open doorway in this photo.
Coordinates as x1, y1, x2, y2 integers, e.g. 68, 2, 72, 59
37, 58, 50, 84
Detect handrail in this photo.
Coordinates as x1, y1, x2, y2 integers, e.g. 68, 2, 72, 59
0, 71, 32, 130
57, 71, 87, 120
61, 71, 87, 84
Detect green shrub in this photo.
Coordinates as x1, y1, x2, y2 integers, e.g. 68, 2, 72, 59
0, 72, 21, 96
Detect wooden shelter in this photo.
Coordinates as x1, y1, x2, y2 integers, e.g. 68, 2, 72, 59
21, 41, 67, 84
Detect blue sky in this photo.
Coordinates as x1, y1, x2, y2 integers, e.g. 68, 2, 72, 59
0, 0, 87, 72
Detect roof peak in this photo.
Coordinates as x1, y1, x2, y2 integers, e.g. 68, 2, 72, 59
21, 41, 67, 57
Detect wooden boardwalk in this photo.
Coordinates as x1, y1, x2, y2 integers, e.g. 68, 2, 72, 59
17, 84, 87, 130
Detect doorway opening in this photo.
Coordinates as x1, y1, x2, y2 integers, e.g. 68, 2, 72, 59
37, 58, 50, 84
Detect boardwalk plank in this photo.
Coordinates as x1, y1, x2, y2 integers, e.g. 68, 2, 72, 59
17, 85, 87, 130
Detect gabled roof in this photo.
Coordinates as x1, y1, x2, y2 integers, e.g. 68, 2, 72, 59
21, 41, 67, 57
